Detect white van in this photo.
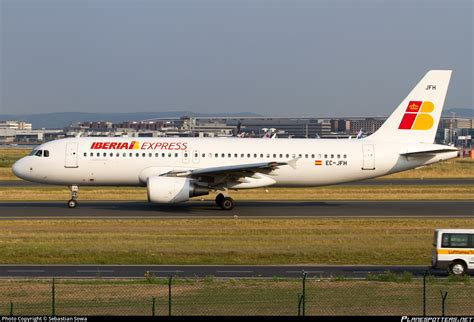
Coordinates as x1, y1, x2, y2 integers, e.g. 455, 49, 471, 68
432, 229, 474, 275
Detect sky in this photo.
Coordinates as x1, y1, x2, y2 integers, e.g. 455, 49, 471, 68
0, 0, 472, 117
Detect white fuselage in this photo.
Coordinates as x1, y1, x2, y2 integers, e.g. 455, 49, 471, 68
12, 137, 457, 188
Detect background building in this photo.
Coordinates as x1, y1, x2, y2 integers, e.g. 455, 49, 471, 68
1, 115, 472, 148
0, 120, 32, 130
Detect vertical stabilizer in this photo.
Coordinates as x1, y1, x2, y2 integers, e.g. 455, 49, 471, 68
368, 70, 452, 143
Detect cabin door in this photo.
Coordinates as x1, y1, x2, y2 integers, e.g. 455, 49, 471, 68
65, 142, 79, 168
362, 144, 375, 170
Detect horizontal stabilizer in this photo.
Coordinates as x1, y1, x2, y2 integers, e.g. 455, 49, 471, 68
400, 146, 459, 156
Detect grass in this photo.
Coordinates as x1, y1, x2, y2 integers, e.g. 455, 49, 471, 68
0, 148, 30, 168
0, 148, 30, 180
1, 185, 472, 201
0, 277, 472, 315
0, 218, 472, 265
0, 168, 16, 180
381, 158, 474, 179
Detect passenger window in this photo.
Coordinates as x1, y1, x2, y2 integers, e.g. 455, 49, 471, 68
260, 154, 263, 158
130, 153, 133, 157
337, 154, 340, 159
331, 154, 334, 158
311, 154, 315, 158
324, 154, 327, 158
110, 153, 114, 157
184, 153, 188, 158
273, 154, 276, 158
168, 153, 172, 157
116, 153, 120, 157
123, 153, 127, 157
234, 153, 238, 158
97, 153, 100, 157
136, 153, 139, 157
90, 152, 93, 157
162, 153, 165, 157
298, 154, 302, 158
228, 153, 232, 158
343, 154, 347, 159
222, 153, 225, 158
202, 153, 206, 158
155, 153, 159, 157
286, 154, 289, 158
175, 153, 178, 157
83, 152, 87, 157
247, 154, 251, 158
254, 154, 257, 158
215, 153, 219, 158
148, 153, 152, 157
103, 153, 107, 157
279, 154, 283, 158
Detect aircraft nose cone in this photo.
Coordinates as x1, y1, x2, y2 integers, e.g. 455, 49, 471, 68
12, 158, 29, 180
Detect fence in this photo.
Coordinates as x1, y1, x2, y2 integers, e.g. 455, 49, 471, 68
1, 272, 473, 316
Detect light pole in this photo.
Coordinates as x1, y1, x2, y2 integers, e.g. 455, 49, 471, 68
450, 112, 456, 145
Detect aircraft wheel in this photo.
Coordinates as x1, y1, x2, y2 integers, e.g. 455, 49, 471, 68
215, 193, 225, 206
67, 199, 77, 208
219, 197, 235, 211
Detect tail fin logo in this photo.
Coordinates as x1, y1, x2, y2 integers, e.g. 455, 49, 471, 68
398, 101, 434, 130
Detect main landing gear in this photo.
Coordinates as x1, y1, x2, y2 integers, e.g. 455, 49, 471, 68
215, 193, 235, 210
68, 185, 79, 208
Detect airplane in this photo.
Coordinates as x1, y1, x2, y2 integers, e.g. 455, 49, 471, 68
12, 70, 459, 210
262, 128, 277, 139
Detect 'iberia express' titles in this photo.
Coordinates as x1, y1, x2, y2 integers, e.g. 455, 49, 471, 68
91, 141, 188, 150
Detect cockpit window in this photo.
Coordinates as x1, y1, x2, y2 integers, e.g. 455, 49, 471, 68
30, 149, 49, 157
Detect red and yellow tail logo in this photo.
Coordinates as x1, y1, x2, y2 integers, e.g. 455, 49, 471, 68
398, 101, 434, 130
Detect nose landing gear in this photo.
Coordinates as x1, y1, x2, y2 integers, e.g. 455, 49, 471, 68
67, 185, 79, 208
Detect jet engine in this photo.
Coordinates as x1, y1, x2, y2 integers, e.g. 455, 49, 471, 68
147, 176, 208, 204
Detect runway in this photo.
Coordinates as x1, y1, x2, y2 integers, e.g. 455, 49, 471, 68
1, 178, 473, 187
0, 264, 464, 278
0, 200, 472, 218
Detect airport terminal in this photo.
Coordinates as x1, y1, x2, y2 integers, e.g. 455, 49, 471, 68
1, 114, 473, 146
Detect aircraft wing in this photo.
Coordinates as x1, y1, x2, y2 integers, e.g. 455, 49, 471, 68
161, 161, 288, 178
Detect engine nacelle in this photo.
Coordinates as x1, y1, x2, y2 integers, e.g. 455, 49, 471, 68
147, 176, 208, 204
